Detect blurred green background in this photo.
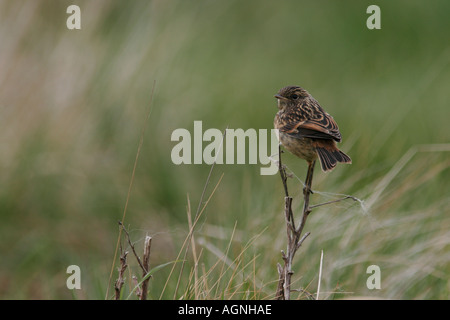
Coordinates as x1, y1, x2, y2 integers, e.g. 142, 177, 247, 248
0, 0, 449, 299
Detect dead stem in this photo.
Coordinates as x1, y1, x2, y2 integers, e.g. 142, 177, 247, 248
275, 144, 315, 300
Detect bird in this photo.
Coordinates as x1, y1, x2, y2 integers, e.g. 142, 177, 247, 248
274, 85, 351, 194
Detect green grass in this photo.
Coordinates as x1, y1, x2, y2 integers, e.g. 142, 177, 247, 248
0, 0, 449, 299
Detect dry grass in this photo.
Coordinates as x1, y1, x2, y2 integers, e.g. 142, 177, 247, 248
0, 1, 449, 299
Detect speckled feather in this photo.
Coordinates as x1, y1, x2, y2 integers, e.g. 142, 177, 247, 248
275, 86, 342, 142
274, 85, 351, 172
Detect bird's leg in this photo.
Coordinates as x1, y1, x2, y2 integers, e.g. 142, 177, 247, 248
303, 160, 315, 196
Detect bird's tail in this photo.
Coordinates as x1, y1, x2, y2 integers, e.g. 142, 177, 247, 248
315, 144, 352, 172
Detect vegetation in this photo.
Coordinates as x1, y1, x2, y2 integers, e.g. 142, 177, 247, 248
0, 1, 449, 299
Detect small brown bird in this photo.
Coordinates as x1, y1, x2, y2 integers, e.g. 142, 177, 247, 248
274, 86, 351, 192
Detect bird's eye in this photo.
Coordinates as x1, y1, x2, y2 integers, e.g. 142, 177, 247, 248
291, 94, 298, 99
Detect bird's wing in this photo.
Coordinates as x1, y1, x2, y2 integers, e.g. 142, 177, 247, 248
279, 100, 342, 142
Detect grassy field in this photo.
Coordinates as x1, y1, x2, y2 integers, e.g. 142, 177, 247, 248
0, 0, 449, 299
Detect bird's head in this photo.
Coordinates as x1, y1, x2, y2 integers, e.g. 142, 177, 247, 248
274, 86, 309, 111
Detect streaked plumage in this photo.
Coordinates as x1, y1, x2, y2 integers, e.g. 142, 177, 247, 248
274, 85, 351, 172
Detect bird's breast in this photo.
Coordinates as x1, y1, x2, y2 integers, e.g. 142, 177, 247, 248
278, 132, 317, 162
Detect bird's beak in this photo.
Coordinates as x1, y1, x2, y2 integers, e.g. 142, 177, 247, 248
274, 94, 288, 101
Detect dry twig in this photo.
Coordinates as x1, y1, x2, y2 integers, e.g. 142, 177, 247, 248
139, 235, 152, 300
117, 222, 153, 300
275, 144, 360, 300
276, 144, 315, 300
114, 249, 128, 300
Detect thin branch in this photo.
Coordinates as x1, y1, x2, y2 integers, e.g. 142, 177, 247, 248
290, 288, 315, 300
139, 235, 152, 300
132, 275, 141, 298
276, 146, 315, 300
309, 195, 361, 209
119, 221, 146, 273
278, 145, 295, 230
114, 249, 128, 300
275, 143, 365, 300
296, 232, 311, 251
